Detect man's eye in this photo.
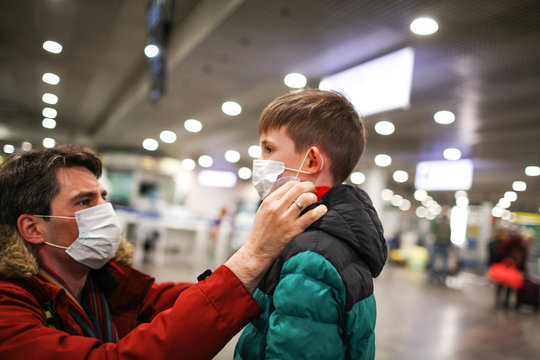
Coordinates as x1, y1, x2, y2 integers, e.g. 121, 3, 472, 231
78, 199, 89, 206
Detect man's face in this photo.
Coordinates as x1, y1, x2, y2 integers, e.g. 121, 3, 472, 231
259, 127, 308, 178
38, 166, 107, 249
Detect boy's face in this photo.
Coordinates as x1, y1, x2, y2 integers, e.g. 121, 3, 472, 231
259, 126, 309, 178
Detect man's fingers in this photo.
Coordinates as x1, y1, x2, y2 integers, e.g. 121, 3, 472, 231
296, 204, 327, 230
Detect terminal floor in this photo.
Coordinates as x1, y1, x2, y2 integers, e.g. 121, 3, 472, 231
136, 262, 540, 360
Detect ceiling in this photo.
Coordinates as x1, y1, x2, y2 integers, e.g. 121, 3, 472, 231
0, 0, 539, 213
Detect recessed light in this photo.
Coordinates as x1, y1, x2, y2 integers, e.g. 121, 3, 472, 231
525, 166, 540, 176
512, 181, 526, 192
434, 110, 455, 124
410, 17, 439, 35
350, 171, 366, 185
42, 118, 56, 129
374, 121, 395, 135
43, 40, 62, 54
284, 73, 307, 88
144, 44, 159, 58
222, 101, 242, 116
225, 150, 241, 163
42, 73, 60, 85
3, 144, 15, 154
443, 148, 461, 160
238, 167, 252, 180
181, 158, 196, 171
198, 155, 213, 168
381, 189, 393, 201
374, 154, 392, 167
504, 191, 517, 202
142, 138, 158, 151
42, 137, 56, 148
42, 107, 57, 118
414, 189, 428, 201
393, 170, 408, 183
184, 119, 202, 133
42, 93, 58, 105
160, 130, 177, 143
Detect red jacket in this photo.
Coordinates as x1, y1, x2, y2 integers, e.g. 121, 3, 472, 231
0, 262, 260, 359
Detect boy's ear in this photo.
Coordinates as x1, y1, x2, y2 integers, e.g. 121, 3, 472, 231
17, 215, 47, 245
306, 147, 325, 174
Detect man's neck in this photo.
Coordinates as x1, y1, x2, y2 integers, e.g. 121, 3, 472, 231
38, 251, 89, 302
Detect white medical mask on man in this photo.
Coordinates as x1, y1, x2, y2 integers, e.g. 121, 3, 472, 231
35, 203, 122, 269
252, 149, 323, 199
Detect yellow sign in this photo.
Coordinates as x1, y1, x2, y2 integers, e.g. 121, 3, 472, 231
514, 212, 540, 225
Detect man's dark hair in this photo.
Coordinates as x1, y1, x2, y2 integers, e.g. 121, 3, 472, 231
0, 145, 102, 227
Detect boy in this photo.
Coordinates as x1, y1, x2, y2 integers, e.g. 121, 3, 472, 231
235, 89, 387, 360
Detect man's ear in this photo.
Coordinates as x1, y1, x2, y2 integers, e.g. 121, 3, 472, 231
305, 147, 324, 174
17, 215, 46, 244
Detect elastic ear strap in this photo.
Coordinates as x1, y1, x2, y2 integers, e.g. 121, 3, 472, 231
44, 242, 69, 250
34, 215, 76, 220
295, 149, 311, 177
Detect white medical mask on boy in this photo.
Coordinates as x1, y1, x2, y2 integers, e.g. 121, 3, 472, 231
252, 149, 320, 199
35, 203, 122, 269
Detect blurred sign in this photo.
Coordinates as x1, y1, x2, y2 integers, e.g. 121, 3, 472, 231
415, 159, 473, 191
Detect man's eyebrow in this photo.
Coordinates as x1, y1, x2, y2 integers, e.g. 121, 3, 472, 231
70, 190, 108, 201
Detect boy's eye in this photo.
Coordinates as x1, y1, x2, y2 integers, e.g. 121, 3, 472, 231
265, 146, 273, 153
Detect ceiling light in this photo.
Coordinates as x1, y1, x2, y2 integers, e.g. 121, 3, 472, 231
525, 166, 540, 176
22, 142, 32, 151
42, 118, 56, 129
512, 181, 526, 192
284, 73, 307, 88
142, 138, 158, 151
198, 155, 213, 168
455, 190, 467, 199
399, 199, 411, 211
181, 158, 196, 171
381, 189, 393, 201
144, 44, 159, 58
498, 198, 511, 209
3, 144, 15, 154
391, 194, 403, 207
42, 93, 58, 105
225, 150, 241, 163
443, 148, 461, 160
410, 17, 439, 35
42, 40, 63, 54
238, 167, 252, 180
160, 130, 177, 143
222, 101, 242, 116
248, 145, 261, 158
501, 210, 512, 221
393, 170, 408, 183
430, 203, 442, 215
42, 137, 56, 148
434, 110, 455, 124
504, 191, 517, 202
184, 119, 202, 133
374, 154, 392, 167
350, 171, 366, 185
414, 189, 428, 201
416, 206, 427, 218
374, 121, 395, 135
42, 107, 57, 118
492, 206, 504, 218
42, 73, 60, 85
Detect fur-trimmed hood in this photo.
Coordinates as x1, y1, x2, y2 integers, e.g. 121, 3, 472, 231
0, 225, 134, 280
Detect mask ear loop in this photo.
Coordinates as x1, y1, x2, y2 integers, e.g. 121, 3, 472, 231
295, 149, 311, 178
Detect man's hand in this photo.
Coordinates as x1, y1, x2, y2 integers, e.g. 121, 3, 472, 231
225, 181, 327, 292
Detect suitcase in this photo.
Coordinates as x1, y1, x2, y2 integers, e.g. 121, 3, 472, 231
516, 275, 539, 312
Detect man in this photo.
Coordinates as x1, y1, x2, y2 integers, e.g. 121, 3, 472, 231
429, 206, 452, 284
0, 145, 327, 359
235, 89, 387, 360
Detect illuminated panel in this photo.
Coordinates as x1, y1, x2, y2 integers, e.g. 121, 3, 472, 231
319, 47, 414, 116
415, 159, 473, 191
